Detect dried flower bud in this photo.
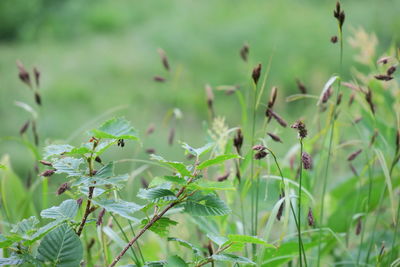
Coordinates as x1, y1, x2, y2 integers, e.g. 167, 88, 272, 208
95, 156, 102, 163
240, 43, 249, 62
252, 63, 262, 85
117, 139, 125, 147
217, 172, 230, 182
157, 48, 170, 71
254, 150, 268, 160
40, 169, 56, 177
267, 132, 283, 143
374, 74, 393, 81
266, 109, 287, 128
301, 152, 312, 170
268, 87, 278, 108
365, 88, 375, 114
207, 241, 213, 256
377, 57, 390, 65
205, 84, 214, 115
168, 127, 175, 146
16, 60, 31, 87
307, 207, 315, 226
32, 120, 39, 145
97, 208, 106, 226
39, 160, 53, 167
331, 35, 338, 43
333, 2, 345, 29
146, 123, 155, 135
291, 120, 307, 139
387, 66, 396, 76
56, 183, 70, 195
276, 192, 284, 221
348, 149, 362, 161
355, 217, 362, 235
369, 129, 378, 147
322, 86, 332, 103
252, 144, 266, 151
379, 242, 385, 258
336, 93, 343, 106
77, 197, 83, 207
19, 120, 30, 135
33, 67, 40, 88
34, 92, 41, 106
348, 93, 355, 107
296, 79, 307, 94
233, 129, 243, 153
153, 76, 166, 82
146, 148, 156, 154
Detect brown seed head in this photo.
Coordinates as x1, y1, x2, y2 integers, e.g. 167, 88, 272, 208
252, 63, 262, 85
205, 84, 214, 109
336, 93, 343, 106
331, 35, 338, 44
291, 120, 307, 139
146, 148, 156, 154
252, 144, 266, 151
97, 208, 106, 226
268, 87, 278, 108
347, 149, 362, 161
39, 160, 53, 167
168, 127, 175, 146
240, 43, 249, 62
33, 67, 40, 88
307, 207, 315, 226
153, 76, 166, 82
296, 79, 307, 94
254, 150, 268, 160
217, 172, 230, 182
365, 88, 375, 114
276, 192, 284, 221
396, 129, 400, 154
267, 132, 283, 143
387, 66, 396, 76
16, 60, 31, 87
56, 182, 70, 195
355, 217, 362, 235
234, 128, 244, 153
374, 74, 393, 81
19, 120, 30, 135
40, 169, 56, 177
377, 57, 390, 65
157, 48, 170, 71
301, 152, 312, 170
267, 109, 287, 128
348, 93, 355, 107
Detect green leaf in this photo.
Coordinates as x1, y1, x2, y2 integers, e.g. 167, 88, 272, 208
0, 164, 5, 169
197, 154, 240, 170
92, 199, 144, 222
207, 233, 228, 247
137, 188, 177, 202
184, 192, 231, 216
95, 162, 114, 177
0, 257, 23, 265
37, 224, 83, 267
161, 176, 186, 185
0, 234, 22, 248
40, 199, 78, 221
226, 234, 274, 248
188, 180, 235, 192
43, 144, 74, 159
91, 117, 139, 140
166, 255, 188, 267
53, 157, 84, 177
26, 220, 64, 245
181, 143, 214, 157
141, 217, 178, 237
73, 174, 129, 188
11, 216, 39, 236
150, 155, 192, 177
66, 146, 92, 156
212, 254, 255, 265
167, 237, 202, 256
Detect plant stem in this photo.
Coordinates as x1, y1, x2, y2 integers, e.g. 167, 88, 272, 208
298, 139, 304, 267
250, 81, 258, 256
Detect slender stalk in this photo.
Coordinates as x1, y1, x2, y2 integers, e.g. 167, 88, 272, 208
390, 197, 400, 262
250, 81, 258, 255
298, 139, 304, 267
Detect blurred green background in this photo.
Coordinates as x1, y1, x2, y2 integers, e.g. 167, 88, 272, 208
1, 0, 399, 178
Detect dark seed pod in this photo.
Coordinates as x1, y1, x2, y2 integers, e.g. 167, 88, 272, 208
396, 129, 400, 154
267, 132, 283, 143
374, 74, 393, 81
158, 48, 170, 71
322, 86, 332, 104
97, 208, 106, 226
168, 127, 175, 146
348, 93, 355, 107
365, 88, 375, 114
347, 149, 362, 161
19, 120, 30, 135
56, 183, 70, 195
153, 76, 166, 82
40, 169, 56, 177
254, 150, 268, 160
32, 120, 39, 145
331, 35, 338, 43
377, 57, 390, 65
33, 67, 40, 88
16, 60, 31, 87
146, 148, 156, 154
117, 139, 125, 147
336, 93, 343, 106
266, 109, 287, 128
205, 84, 214, 117
252, 145, 266, 151
233, 128, 243, 154
77, 197, 83, 207
387, 66, 396, 76
240, 43, 249, 62
301, 152, 312, 170
95, 156, 102, 163
276, 192, 285, 221
349, 163, 358, 176
39, 160, 52, 167
296, 79, 307, 94
141, 177, 149, 189
268, 87, 278, 108
355, 217, 362, 235
252, 63, 262, 85
217, 172, 230, 182
291, 120, 307, 139
307, 208, 315, 226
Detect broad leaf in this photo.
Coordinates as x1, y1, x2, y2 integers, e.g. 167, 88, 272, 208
44, 144, 74, 159
11, 216, 39, 237
37, 224, 83, 267
167, 237, 202, 256
207, 233, 228, 247
41, 199, 78, 221
137, 188, 177, 202
141, 217, 178, 237
150, 155, 192, 177
53, 157, 84, 177
73, 174, 129, 188
91, 117, 139, 140
197, 154, 240, 170
226, 234, 274, 248
0, 234, 22, 248
92, 199, 143, 222
188, 180, 235, 192
184, 192, 230, 216
0, 257, 23, 265
181, 143, 214, 157
212, 254, 255, 265
166, 255, 188, 267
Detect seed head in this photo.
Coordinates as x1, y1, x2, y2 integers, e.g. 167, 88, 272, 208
387, 66, 396, 76
267, 132, 283, 143
157, 48, 170, 71
34, 92, 42, 106
146, 148, 156, 154
336, 93, 343, 106
141, 177, 149, 189
348, 93, 355, 106
355, 217, 362, 235
39, 160, 53, 167
301, 152, 312, 170
153, 76, 166, 82
296, 79, 307, 94
254, 150, 268, 160
322, 86, 333, 103
205, 84, 214, 113
56, 183, 70, 195
233, 128, 243, 153
308, 208, 315, 226
268, 87, 278, 108
168, 127, 175, 146
16, 60, 31, 87
252, 145, 266, 151
266, 109, 287, 128
331, 35, 338, 43
252, 63, 262, 85
19, 120, 30, 135
40, 169, 56, 177
365, 88, 375, 114
117, 139, 125, 147
377, 57, 390, 65
396, 129, 400, 154
276, 191, 285, 221
374, 74, 393, 81
97, 208, 106, 226
217, 172, 230, 182
291, 120, 307, 139
347, 149, 362, 161
95, 156, 102, 163
240, 43, 249, 62
333, 2, 345, 29
33, 67, 40, 88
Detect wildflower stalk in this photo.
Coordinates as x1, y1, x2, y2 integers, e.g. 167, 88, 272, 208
317, 2, 344, 265
298, 139, 304, 267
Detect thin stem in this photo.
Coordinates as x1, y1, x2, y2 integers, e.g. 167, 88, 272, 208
298, 139, 304, 267
250, 81, 258, 255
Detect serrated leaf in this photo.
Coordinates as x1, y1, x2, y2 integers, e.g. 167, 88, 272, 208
95, 162, 114, 177
79, 187, 106, 197
0, 257, 23, 265
212, 254, 255, 265
40, 199, 78, 221
150, 155, 191, 177
207, 233, 228, 247
184, 192, 231, 216
141, 217, 178, 237
226, 234, 274, 248
37, 224, 83, 267
137, 188, 177, 202
181, 143, 214, 157
65, 146, 92, 156
197, 154, 240, 170
11, 216, 39, 236
53, 157, 84, 177
0, 234, 22, 248
162, 176, 186, 185
188, 180, 235, 192
91, 117, 139, 140
92, 199, 143, 222
73, 174, 129, 188
44, 144, 74, 159
26, 220, 64, 245
166, 255, 188, 267
167, 237, 202, 256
